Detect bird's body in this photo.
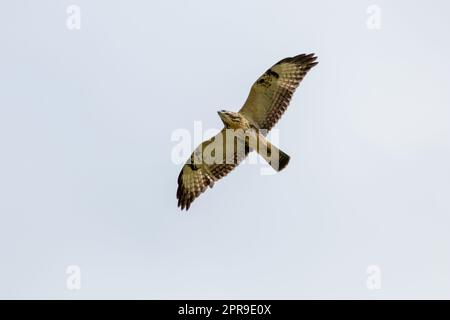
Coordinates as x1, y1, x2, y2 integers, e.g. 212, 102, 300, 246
177, 54, 318, 210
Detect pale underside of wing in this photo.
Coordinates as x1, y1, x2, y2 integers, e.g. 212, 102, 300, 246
177, 129, 251, 210
176, 54, 318, 211
239, 53, 318, 132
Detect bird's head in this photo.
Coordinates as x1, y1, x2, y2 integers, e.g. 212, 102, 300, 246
218, 110, 243, 128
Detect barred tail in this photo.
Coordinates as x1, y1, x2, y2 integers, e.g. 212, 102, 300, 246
256, 133, 290, 172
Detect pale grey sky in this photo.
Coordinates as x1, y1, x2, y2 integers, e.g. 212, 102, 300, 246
0, 0, 449, 299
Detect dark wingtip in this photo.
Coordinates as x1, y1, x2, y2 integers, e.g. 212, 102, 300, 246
300, 53, 318, 65
276, 53, 318, 70
299, 54, 318, 73
177, 186, 193, 212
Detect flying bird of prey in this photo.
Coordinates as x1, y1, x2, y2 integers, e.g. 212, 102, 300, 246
177, 53, 318, 210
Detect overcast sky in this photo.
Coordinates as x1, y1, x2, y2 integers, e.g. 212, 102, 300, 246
0, 0, 449, 299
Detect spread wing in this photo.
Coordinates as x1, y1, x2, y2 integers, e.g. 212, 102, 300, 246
177, 129, 250, 211
239, 53, 318, 131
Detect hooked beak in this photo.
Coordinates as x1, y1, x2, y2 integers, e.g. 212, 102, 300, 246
217, 110, 227, 122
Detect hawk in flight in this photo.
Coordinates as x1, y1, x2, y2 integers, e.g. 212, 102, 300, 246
177, 53, 318, 210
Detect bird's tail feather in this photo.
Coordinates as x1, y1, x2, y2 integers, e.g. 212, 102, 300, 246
256, 134, 290, 172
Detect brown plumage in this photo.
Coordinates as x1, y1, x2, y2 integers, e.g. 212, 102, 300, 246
240, 53, 318, 131
177, 128, 250, 210
177, 54, 318, 211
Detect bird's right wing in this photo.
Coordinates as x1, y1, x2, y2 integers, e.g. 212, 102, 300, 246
177, 128, 250, 211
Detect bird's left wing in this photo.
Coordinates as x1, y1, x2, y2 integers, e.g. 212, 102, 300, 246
177, 129, 250, 210
239, 53, 318, 132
